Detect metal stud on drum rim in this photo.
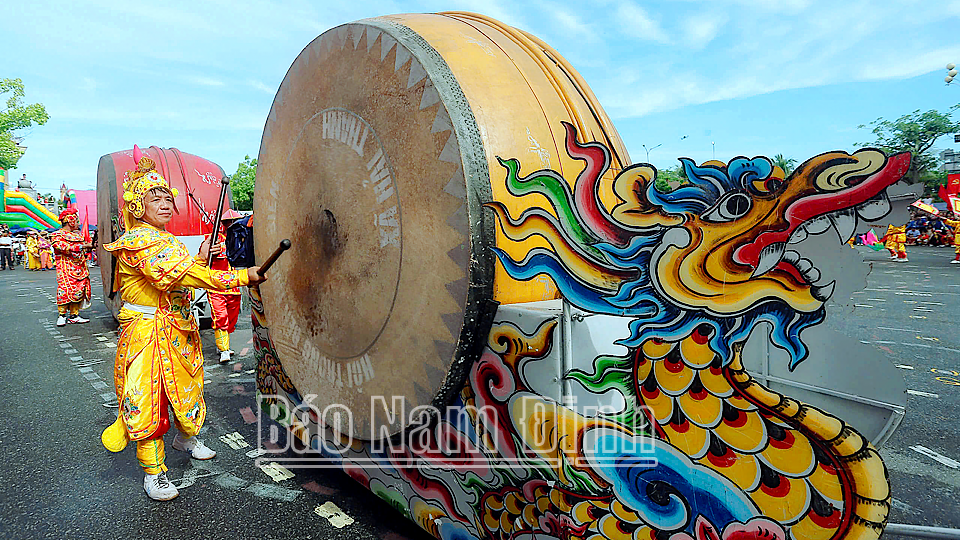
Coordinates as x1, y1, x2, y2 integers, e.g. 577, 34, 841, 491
254, 18, 497, 440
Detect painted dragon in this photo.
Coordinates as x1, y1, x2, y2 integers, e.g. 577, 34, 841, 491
253, 123, 909, 540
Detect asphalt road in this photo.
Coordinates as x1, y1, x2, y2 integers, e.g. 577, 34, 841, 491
834, 246, 960, 533
0, 248, 957, 539
0, 266, 428, 540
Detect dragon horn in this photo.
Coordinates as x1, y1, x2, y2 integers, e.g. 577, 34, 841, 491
133, 144, 143, 164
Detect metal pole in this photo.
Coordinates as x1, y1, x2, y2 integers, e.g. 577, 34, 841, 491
885, 524, 960, 539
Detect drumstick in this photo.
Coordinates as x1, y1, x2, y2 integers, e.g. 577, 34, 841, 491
258, 239, 291, 276
206, 177, 230, 267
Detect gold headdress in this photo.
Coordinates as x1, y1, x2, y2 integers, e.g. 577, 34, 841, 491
122, 145, 179, 228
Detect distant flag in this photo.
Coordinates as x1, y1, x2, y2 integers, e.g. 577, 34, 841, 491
911, 200, 940, 216
948, 194, 960, 215
863, 229, 884, 251
81, 208, 91, 243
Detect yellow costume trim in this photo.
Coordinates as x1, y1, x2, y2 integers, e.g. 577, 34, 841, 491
102, 415, 130, 452
119, 151, 179, 231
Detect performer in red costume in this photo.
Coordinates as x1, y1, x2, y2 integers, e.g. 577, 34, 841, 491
52, 208, 93, 326
208, 208, 245, 362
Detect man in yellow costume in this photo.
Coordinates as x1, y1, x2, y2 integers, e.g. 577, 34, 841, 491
883, 223, 908, 263
100, 147, 265, 501
25, 230, 40, 270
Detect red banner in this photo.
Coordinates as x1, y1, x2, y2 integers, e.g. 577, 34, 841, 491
948, 173, 960, 195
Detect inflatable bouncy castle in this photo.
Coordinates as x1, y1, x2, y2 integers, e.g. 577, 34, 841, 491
0, 169, 61, 230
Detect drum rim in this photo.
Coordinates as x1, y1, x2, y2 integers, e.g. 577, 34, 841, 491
368, 17, 499, 420
254, 16, 500, 436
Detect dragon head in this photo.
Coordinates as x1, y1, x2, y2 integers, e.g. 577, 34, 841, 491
636, 149, 910, 316
488, 123, 910, 367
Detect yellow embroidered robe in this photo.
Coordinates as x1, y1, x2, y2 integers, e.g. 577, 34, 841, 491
101, 224, 248, 450
25, 236, 40, 269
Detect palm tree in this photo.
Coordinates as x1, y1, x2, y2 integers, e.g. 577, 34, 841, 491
772, 154, 797, 175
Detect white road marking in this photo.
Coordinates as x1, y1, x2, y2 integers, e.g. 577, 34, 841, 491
907, 390, 940, 398
900, 342, 932, 348
246, 448, 269, 458
866, 298, 887, 302
920, 301, 945, 305
874, 340, 896, 344
219, 432, 250, 449
910, 445, 959, 469
258, 462, 295, 482
854, 304, 874, 308
895, 365, 914, 370
314, 501, 354, 528
938, 346, 960, 353
878, 327, 918, 333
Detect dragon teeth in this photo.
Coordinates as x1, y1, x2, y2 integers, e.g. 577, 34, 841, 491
752, 242, 786, 277
827, 210, 858, 242
811, 280, 835, 302
856, 191, 891, 221
788, 225, 808, 244
805, 215, 831, 235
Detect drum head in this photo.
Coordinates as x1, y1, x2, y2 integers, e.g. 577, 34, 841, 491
255, 21, 495, 439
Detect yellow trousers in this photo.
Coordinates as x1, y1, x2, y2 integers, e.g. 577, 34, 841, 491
137, 439, 168, 474
58, 302, 81, 316
214, 328, 230, 352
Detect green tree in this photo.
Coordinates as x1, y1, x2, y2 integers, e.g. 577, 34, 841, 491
920, 169, 947, 198
772, 154, 797, 175
0, 78, 49, 170
230, 155, 256, 211
856, 105, 960, 184
656, 163, 687, 192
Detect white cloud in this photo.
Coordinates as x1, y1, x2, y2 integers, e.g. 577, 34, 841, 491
248, 80, 275, 94
187, 76, 225, 87
681, 13, 726, 49
614, 1, 670, 43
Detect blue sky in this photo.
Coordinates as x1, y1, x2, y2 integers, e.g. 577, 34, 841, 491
7, 0, 960, 195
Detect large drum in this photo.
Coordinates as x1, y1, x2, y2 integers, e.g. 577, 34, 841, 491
255, 12, 629, 439
97, 147, 230, 315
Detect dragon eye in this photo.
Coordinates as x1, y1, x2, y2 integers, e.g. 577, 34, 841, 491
702, 192, 752, 223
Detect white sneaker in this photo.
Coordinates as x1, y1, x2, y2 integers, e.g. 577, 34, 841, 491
67, 315, 89, 324
56, 315, 67, 327
172, 433, 216, 460
896, 257, 908, 263
889, 255, 898, 260
143, 471, 179, 501
219, 350, 232, 363
951, 260, 960, 264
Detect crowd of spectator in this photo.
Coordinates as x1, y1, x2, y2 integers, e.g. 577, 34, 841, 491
906, 211, 957, 246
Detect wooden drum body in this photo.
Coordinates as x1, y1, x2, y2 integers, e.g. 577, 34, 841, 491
254, 12, 627, 439
96, 147, 230, 316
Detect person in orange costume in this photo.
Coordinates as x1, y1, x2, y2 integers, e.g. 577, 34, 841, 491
100, 147, 267, 501
51, 208, 93, 326
207, 208, 245, 363
37, 231, 55, 269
